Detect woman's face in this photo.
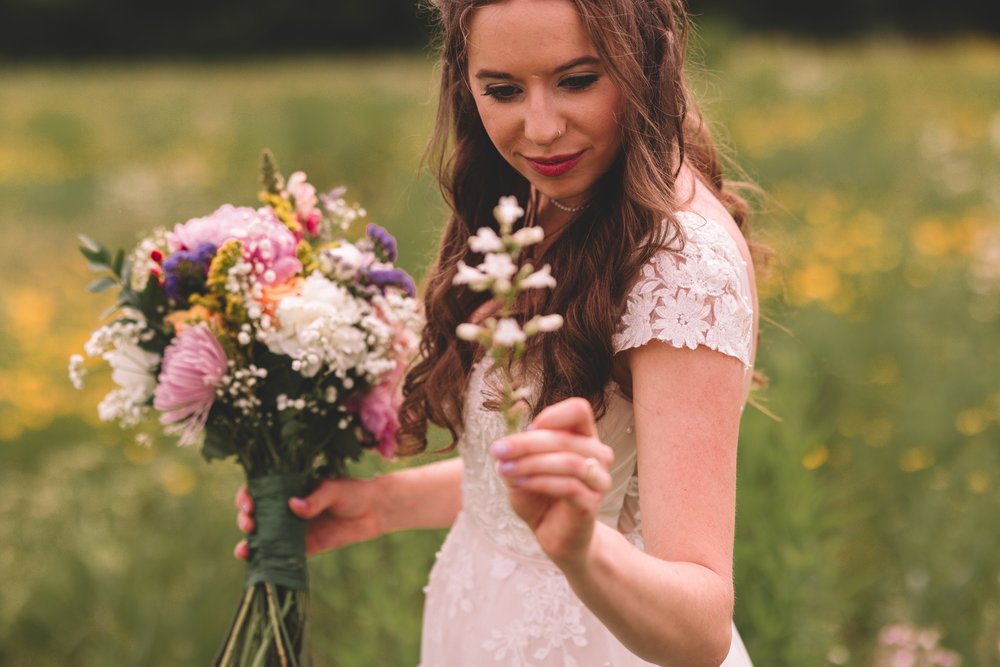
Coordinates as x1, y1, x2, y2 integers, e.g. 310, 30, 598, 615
466, 0, 625, 209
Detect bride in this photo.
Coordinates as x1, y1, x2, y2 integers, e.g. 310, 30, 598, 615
238, 0, 758, 664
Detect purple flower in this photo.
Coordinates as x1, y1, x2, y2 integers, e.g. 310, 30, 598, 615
163, 242, 217, 303
366, 223, 398, 262
367, 268, 416, 297
153, 324, 228, 446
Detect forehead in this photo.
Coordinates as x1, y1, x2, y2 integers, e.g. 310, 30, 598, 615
466, 0, 597, 71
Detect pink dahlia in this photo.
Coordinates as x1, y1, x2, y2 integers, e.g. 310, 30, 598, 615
153, 324, 228, 445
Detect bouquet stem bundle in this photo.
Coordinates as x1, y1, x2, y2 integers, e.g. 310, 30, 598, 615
216, 474, 310, 667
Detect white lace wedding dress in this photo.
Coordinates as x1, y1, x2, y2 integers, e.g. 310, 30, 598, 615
420, 212, 756, 666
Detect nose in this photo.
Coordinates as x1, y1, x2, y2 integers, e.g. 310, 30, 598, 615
523, 91, 565, 146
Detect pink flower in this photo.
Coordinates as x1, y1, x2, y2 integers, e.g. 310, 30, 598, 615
240, 215, 302, 285
168, 205, 258, 251
167, 204, 302, 286
359, 361, 405, 459
287, 171, 318, 214
154, 324, 228, 445
287, 171, 322, 236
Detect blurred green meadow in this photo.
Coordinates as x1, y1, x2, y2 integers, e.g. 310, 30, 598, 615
1, 37, 999, 666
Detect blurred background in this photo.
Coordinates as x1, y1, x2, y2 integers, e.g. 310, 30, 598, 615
1, 1, 998, 665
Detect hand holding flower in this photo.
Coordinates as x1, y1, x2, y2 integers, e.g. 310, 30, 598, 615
491, 397, 614, 568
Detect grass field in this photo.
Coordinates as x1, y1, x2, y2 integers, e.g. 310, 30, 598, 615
1, 36, 999, 666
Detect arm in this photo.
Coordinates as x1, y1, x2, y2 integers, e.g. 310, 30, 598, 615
565, 342, 741, 665
495, 341, 743, 666
236, 457, 463, 557
376, 456, 465, 533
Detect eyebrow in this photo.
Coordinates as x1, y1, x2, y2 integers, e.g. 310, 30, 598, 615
474, 55, 601, 80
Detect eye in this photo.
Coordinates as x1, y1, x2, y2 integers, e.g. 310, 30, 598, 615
560, 74, 599, 91
482, 84, 521, 102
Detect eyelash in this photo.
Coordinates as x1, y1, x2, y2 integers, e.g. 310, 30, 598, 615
482, 74, 600, 102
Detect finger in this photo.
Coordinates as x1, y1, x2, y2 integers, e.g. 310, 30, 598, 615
493, 431, 613, 468
235, 485, 253, 514
529, 397, 598, 438
238, 512, 255, 534
289, 478, 347, 519
511, 474, 603, 511
500, 453, 612, 493
234, 539, 249, 561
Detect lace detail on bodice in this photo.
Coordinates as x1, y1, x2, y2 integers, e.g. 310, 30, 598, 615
612, 212, 754, 367
460, 359, 547, 559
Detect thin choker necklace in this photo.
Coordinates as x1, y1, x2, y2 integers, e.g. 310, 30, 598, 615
549, 198, 588, 213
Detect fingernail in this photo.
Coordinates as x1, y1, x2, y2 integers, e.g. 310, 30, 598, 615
491, 440, 510, 458
513, 477, 527, 487
289, 497, 307, 512
240, 500, 250, 513
525, 423, 537, 431
499, 461, 516, 474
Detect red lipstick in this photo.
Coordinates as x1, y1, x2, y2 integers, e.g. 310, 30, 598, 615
524, 151, 585, 178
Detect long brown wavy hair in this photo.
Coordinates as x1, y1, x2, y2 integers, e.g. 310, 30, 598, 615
397, 0, 753, 454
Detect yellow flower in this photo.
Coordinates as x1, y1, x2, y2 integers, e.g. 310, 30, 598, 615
791, 263, 841, 304
802, 444, 829, 471
899, 447, 934, 473
911, 219, 953, 257
954, 409, 988, 436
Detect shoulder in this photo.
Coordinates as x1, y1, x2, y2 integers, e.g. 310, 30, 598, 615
612, 211, 755, 367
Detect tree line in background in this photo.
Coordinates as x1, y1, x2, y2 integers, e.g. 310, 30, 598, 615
0, 0, 997, 59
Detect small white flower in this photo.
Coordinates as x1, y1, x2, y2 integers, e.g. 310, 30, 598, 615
525, 313, 564, 336
68, 354, 87, 390
535, 314, 564, 332
492, 318, 526, 347
320, 243, 366, 281
493, 196, 524, 230
519, 264, 556, 290
453, 261, 491, 290
456, 323, 483, 341
511, 226, 544, 247
237, 331, 251, 346
479, 253, 517, 282
469, 227, 504, 253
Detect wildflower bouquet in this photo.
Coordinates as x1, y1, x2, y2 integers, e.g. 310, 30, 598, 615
72, 151, 422, 666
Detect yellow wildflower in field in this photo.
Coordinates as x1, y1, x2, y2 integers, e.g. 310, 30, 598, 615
899, 447, 935, 473
802, 444, 830, 471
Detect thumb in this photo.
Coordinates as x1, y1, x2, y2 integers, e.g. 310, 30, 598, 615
288, 478, 346, 519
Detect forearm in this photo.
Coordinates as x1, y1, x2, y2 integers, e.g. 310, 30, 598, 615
377, 457, 464, 533
561, 524, 734, 667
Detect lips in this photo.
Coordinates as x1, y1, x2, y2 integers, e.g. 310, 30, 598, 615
523, 150, 585, 178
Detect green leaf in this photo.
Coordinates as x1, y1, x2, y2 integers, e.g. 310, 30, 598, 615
138, 275, 167, 320
202, 424, 237, 462
78, 234, 111, 266
87, 276, 119, 293
111, 249, 125, 278
280, 420, 307, 441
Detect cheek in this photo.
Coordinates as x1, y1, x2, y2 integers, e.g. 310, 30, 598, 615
475, 104, 516, 154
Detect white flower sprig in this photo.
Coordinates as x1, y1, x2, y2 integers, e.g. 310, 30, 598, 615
452, 196, 564, 432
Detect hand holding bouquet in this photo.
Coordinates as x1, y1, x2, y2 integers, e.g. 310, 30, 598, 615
72, 151, 422, 666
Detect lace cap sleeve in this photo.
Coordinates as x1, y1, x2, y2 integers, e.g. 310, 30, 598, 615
612, 213, 754, 367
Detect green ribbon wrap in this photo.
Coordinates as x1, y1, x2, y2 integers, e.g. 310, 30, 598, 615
245, 473, 310, 592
